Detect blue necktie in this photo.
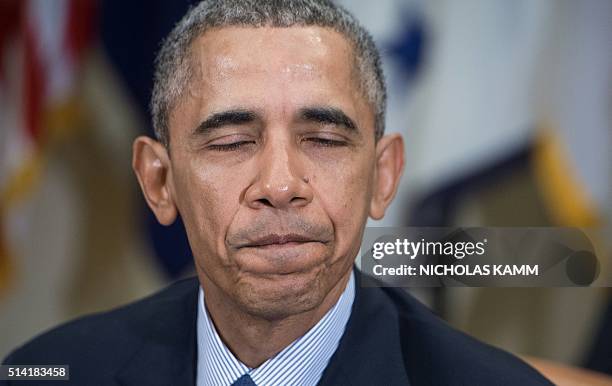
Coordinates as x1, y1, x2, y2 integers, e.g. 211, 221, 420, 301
231, 374, 257, 386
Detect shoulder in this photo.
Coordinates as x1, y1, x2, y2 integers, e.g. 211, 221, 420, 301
2, 277, 199, 368
358, 276, 553, 385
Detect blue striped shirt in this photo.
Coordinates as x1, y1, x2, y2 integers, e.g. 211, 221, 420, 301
196, 271, 355, 386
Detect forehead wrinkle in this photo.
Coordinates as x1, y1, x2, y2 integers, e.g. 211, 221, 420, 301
280, 63, 318, 81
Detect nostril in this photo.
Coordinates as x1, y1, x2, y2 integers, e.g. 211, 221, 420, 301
290, 197, 308, 206
255, 198, 274, 208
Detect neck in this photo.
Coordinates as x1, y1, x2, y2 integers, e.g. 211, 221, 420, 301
200, 270, 352, 368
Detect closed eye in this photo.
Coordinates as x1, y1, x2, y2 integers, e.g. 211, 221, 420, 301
207, 141, 256, 151
305, 137, 348, 147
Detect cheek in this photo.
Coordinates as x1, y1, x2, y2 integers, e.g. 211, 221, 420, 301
312, 154, 373, 255
173, 157, 244, 265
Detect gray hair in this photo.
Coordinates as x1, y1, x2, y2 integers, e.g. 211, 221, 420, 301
151, 0, 387, 146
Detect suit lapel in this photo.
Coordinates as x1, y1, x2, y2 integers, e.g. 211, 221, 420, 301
115, 281, 199, 386
318, 271, 411, 386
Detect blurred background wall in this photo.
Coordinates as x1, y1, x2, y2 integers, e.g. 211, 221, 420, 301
1, 0, 610, 374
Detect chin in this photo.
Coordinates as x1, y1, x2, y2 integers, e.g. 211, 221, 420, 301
235, 268, 327, 320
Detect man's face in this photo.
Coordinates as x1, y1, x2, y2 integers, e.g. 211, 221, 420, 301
158, 26, 390, 319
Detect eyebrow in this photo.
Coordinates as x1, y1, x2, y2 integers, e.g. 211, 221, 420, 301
193, 109, 258, 136
192, 106, 359, 137
298, 106, 358, 133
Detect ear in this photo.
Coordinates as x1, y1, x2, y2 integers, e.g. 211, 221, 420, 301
369, 133, 405, 220
132, 136, 177, 225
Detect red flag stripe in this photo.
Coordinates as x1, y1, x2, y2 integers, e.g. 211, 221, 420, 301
23, 18, 46, 144
0, 0, 22, 85
65, 0, 97, 63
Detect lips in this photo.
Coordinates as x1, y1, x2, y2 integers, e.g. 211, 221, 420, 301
237, 233, 318, 248
230, 231, 332, 275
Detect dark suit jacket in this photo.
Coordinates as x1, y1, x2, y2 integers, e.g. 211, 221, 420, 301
2, 271, 552, 385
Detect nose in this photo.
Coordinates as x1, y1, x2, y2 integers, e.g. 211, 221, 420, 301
244, 137, 313, 210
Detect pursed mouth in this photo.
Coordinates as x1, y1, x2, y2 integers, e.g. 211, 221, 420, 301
236, 233, 322, 249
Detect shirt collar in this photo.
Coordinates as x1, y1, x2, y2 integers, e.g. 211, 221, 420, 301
197, 270, 355, 386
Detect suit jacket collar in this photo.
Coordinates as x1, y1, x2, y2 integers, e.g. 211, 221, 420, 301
115, 279, 199, 386
317, 271, 412, 386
